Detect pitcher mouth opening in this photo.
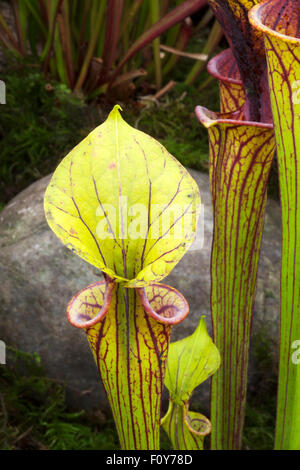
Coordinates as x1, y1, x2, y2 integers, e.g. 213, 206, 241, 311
67, 279, 115, 329
207, 49, 243, 86
137, 283, 189, 325
249, 0, 300, 44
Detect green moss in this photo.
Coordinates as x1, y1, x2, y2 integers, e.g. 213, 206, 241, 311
242, 328, 278, 450
0, 347, 175, 450
0, 348, 119, 450
0, 342, 278, 450
126, 80, 220, 173
0, 67, 90, 205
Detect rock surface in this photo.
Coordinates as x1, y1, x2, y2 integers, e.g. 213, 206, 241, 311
0, 170, 282, 413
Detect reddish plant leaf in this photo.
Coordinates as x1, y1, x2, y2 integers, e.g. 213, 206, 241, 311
109, 0, 207, 86
101, 0, 124, 83
207, 0, 272, 122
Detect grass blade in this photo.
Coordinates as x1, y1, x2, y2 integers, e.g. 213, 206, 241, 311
150, 0, 162, 89
184, 19, 223, 85
73, 0, 106, 92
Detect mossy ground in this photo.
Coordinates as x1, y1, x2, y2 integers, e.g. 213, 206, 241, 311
0, 66, 91, 204
243, 328, 278, 450
0, 338, 277, 450
0, 348, 174, 450
0, 348, 119, 450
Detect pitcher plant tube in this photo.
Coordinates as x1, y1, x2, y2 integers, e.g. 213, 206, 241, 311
250, 0, 300, 450
44, 105, 201, 450
196, 0, 276, 450
161, 316, 220, 450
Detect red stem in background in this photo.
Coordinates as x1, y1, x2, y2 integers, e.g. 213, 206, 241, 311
101, 0, 124, 84
108, 0, 207, 87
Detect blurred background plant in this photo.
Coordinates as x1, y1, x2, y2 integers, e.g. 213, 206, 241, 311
0, 0, 222, 99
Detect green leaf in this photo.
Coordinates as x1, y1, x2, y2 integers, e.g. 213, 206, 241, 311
164, 317, 220, 405
44, 105, 200, 287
